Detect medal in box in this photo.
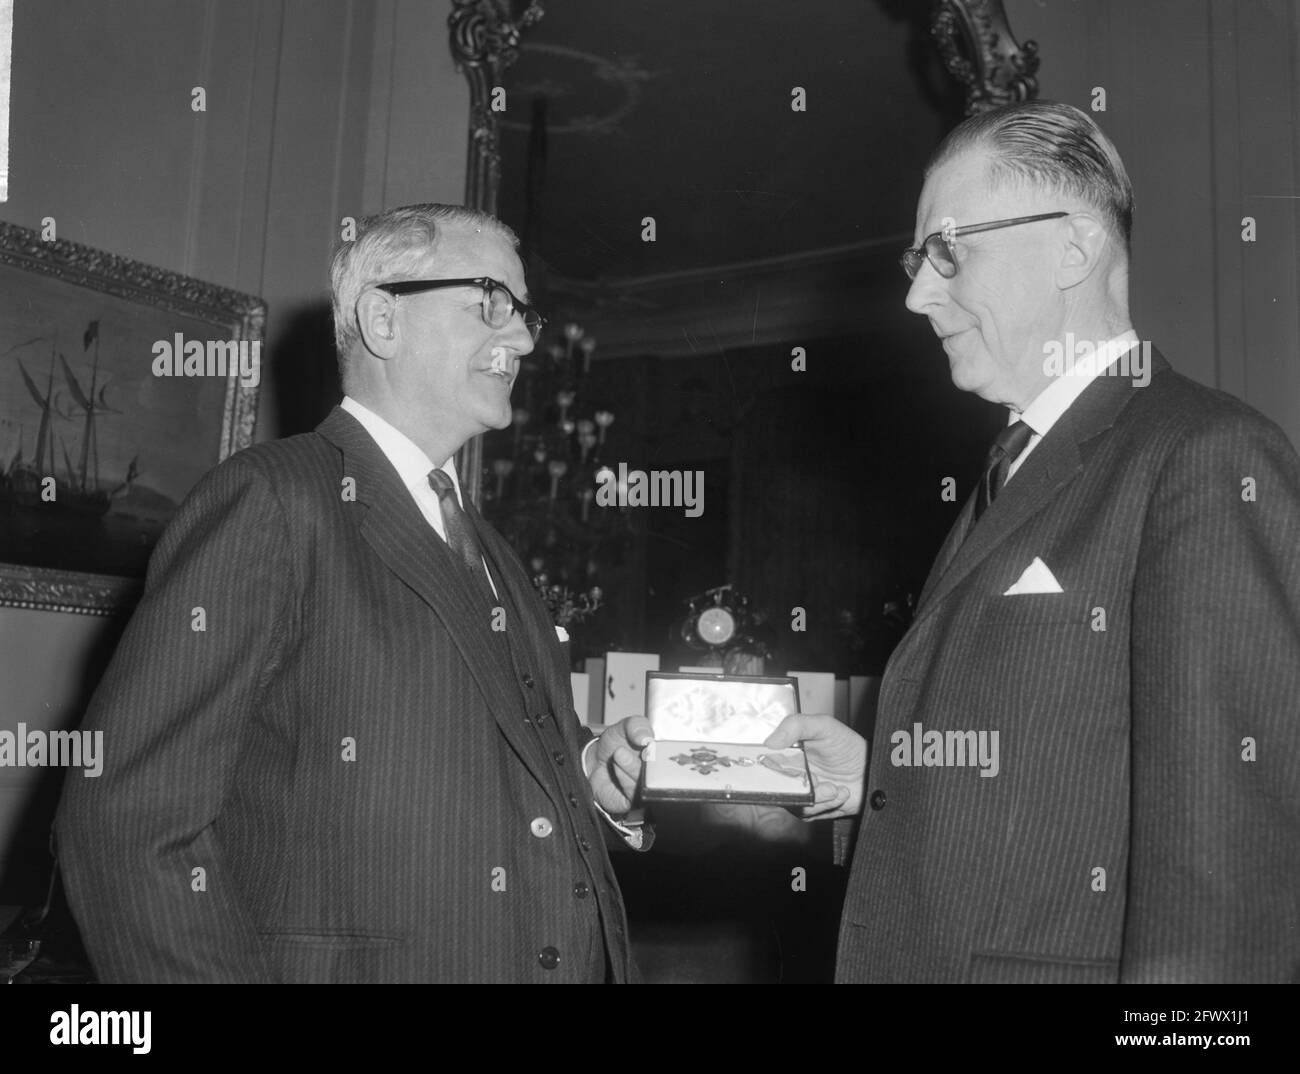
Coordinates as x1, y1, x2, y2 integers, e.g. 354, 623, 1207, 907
641, 672, 814, 805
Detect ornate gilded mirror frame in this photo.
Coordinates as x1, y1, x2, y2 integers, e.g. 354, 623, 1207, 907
930, 0, 1041, 115
448, 0, 544, 504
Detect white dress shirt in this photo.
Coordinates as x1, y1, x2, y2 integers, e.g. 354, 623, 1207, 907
1006, 330, 1141, 481
340, 395, 496, 595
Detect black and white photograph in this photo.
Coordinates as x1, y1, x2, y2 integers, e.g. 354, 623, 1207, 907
1, 0, 1298, 1044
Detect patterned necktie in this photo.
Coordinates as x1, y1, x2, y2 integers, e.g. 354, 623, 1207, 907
973, 420, 1034, 523
428, 469, 495, 603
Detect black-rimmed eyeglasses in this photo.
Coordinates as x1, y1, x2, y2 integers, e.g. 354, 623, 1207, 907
374, 277, 546, 341
901, 212, 1069, 280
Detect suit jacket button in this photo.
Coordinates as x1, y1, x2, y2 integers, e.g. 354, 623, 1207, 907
869, 790, 887, 811
535, 711, 548, 725
573, 881, 590, 899
568, 794, 580, 808
553, 749, 565, 765
524, 674, 536, 688
578, 836, 591, 852
538, 946, 561, 970
530, 817, 553, 838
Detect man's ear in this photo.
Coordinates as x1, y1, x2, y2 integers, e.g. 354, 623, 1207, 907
1056, 212, 1109, 289
355, 289, 400, 358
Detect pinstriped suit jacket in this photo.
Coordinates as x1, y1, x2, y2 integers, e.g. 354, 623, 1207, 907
56, 407, 632, 983
837, 351, 1300, 983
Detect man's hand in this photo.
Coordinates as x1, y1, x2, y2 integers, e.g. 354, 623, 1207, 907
765, 714, 867, 820
585, 716, 654, 816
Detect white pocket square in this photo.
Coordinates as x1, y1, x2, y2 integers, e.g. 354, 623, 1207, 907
1003, 556, 1064, 595
555, 625, 570, 643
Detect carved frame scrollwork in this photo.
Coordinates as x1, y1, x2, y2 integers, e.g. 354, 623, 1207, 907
931, 0, 1041, 116
448, 0, 545, 504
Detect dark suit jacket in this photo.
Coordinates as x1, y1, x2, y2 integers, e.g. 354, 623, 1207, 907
838, 351, 1300, 983
56, 407, 632, 983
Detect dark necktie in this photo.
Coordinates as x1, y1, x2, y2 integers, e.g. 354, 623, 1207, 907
428, 469, 495, 604
973, 420, 1034, 523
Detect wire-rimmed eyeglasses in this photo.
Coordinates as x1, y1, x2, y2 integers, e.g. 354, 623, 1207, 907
901, 212, 1069, 280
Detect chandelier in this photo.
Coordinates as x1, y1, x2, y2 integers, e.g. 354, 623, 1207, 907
479, 321, 632, 636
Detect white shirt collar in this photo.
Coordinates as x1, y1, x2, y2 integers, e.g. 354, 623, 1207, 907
340, 396, 465, 506
1014, 329, 1141, 437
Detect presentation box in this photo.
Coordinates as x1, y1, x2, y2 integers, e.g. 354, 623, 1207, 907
642, 672, 813, 805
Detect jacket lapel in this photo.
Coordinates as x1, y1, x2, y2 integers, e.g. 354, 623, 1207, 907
465, 500, 581, 746
916, 495, 976, 612
910, 349, 1169, 629
316, 408, 545, 772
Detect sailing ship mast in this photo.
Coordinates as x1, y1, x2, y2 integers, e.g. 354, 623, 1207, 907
33, 340, 55, 475
8, 324, 115, 514
75, 321, 100, 492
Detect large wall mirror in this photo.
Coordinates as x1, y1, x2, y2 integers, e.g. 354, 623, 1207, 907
451, 0, 1039, 678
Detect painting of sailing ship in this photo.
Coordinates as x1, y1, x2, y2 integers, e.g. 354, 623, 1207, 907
5, 323, 134, 516
0, 221, 263, 613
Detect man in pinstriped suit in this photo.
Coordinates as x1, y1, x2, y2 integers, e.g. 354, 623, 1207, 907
56, 204, 651, 983
761, 102, 1300, 982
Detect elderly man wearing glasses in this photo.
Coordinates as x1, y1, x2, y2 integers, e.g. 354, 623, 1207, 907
57, 204, 652, 983
767, 101, 1300, 982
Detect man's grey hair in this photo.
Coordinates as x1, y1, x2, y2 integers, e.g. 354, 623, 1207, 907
928, 100, 1134, 252
330, 203, 519, 357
